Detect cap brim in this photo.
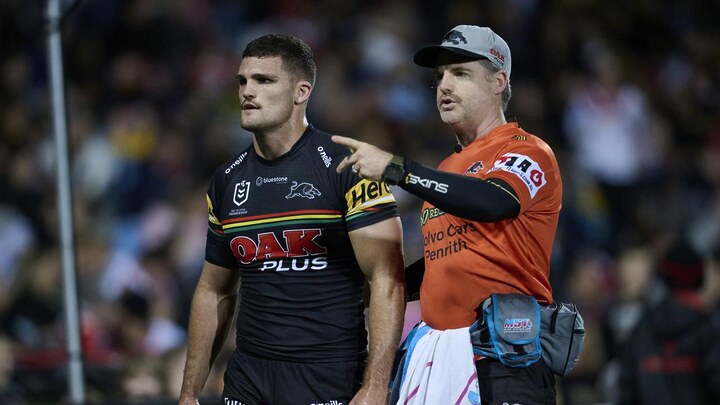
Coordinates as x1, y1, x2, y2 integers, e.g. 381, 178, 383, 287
413, 45, 487, 67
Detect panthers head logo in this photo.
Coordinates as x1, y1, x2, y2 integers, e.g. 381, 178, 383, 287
285, 181, 321, 200
443, 30, 468, 45
464, 161, 484, 175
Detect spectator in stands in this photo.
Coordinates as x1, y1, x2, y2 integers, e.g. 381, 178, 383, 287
617, 237, 720, 405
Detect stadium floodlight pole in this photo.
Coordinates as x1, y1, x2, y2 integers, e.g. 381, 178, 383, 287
46, 0, 85, 403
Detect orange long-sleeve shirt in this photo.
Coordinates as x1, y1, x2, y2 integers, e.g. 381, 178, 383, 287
420, 122, 562, 329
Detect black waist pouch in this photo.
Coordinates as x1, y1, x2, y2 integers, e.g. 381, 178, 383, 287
539, 301, 585, 376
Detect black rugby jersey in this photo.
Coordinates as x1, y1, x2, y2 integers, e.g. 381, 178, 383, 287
205, 125, 399, 362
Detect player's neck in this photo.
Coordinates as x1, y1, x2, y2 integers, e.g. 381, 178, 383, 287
253, 117, 309, 160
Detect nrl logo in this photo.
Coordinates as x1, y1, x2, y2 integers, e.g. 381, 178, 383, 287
233, 181, 251, 206
286, 181, 321, 200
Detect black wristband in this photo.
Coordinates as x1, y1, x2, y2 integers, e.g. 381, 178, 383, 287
381, 155, 405, 185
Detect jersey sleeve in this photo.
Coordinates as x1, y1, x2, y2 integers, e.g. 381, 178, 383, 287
342, 177, 399, 232
485, 138, 562, 214
204, 171, 239, 269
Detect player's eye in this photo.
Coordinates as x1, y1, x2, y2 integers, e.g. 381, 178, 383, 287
256, 76, 275, 84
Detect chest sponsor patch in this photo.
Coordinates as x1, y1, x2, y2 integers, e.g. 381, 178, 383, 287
490, 152, 546, 198
230, 229, 327, 270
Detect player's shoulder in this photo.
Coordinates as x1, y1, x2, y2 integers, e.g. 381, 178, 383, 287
303, 126, 353, 170
213, 144, 253, 180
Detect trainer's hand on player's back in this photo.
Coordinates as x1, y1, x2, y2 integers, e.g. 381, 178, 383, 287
332, 135, 393, 181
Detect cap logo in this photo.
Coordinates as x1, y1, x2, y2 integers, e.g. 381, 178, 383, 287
442, 30, 467, 45
490, 48, 505, 62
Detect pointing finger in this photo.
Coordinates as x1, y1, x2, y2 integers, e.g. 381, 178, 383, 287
336, 156, 354, 173
331, 135, 363, 152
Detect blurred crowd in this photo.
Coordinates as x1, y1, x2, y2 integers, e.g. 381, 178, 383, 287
1, 0, 719, 404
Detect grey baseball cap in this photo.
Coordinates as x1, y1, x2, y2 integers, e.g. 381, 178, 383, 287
414, 25, 511, 77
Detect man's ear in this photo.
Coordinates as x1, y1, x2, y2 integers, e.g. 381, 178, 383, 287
494, 71, 508, 96
295, 81, 313, 104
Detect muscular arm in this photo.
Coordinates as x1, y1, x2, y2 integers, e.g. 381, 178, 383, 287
349, 217, 406, 405
179, 261, 240, 404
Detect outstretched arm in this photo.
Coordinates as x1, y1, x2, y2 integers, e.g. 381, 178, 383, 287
178, 261, 240, 405
332, 135, 519, 222
349, 217, 406, 405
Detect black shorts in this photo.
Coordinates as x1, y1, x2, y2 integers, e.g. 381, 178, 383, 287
475, 357, 556, 405
222, 350, 366, 405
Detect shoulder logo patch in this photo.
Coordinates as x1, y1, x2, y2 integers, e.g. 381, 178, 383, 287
490, 153, 546, 198
513, 134, 527, 141
225, 152, 248, 174
345, 179, 395, 214
317, 146, 332, 168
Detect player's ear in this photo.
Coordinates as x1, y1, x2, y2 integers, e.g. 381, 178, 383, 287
295, 80, 312, 104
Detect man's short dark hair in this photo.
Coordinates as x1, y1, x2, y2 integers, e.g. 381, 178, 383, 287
242, 34, 317, 85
